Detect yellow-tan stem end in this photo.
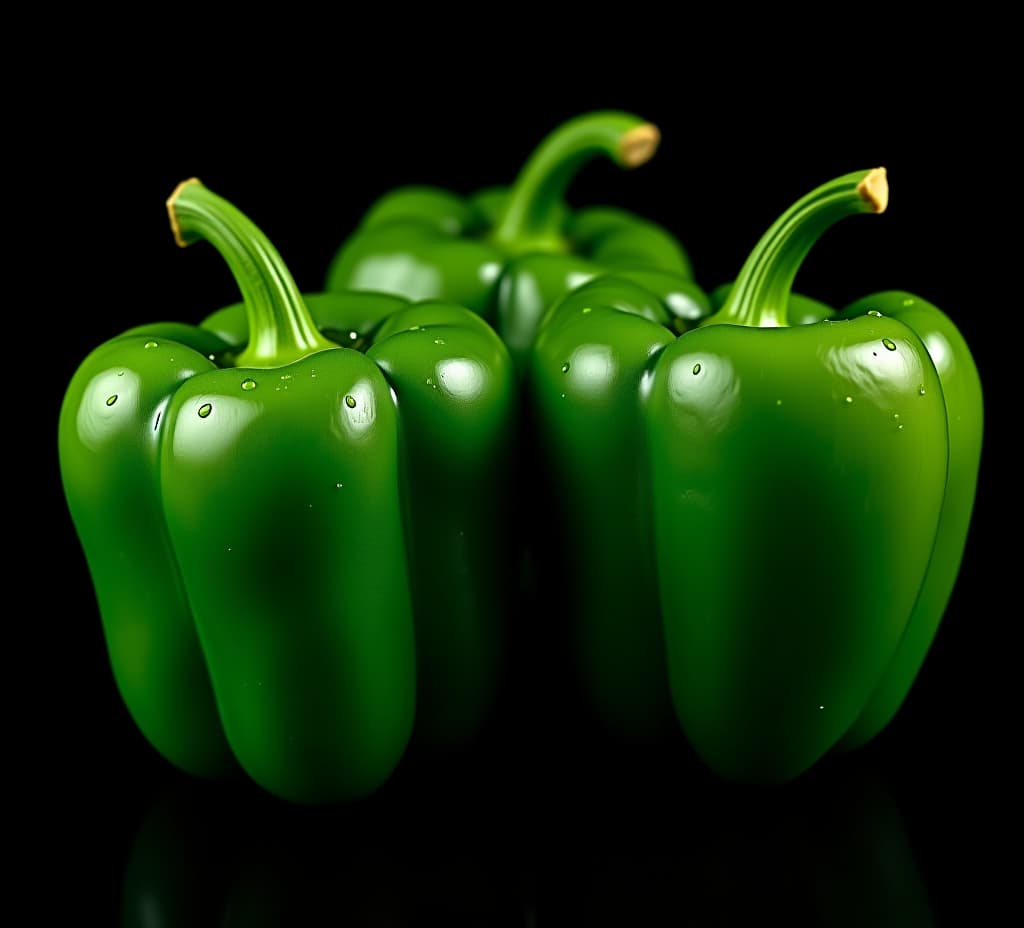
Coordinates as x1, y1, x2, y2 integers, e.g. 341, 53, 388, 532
857, 167, 888, 214
166, 177, 203, 247
618, 123, 660, 168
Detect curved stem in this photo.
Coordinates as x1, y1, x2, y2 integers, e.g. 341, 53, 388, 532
708, 168, 888, 328
491, 111, 660, 253
167, 179, 336, 367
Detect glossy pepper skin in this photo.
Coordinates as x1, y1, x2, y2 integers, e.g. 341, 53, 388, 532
529, 274, 714, 737
326, 111, 693, 368
59, 181, 515, 802
532, 169, 981, 781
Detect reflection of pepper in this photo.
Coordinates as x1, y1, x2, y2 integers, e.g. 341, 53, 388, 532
326, 111, 693, 367
533, 169, 981, 781
559, 766, 933, 926
122, 788, 526, 925
59, 180, 515, 802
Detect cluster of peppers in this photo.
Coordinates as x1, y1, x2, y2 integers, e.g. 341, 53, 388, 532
60, 113, 981, 802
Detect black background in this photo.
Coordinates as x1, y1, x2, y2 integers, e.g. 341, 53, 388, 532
30, 42, 1012, 924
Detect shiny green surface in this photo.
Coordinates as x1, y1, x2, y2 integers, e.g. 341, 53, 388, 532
60, 181, 515, 802
532, 169, 978, 781
59, 329, 237, 781
371, 302, 516, 743
648, 317, 947, 782
201, 298, 517, 746
530, 277, 711, 736
326, 112, 693, 368
836, 291, 982, 749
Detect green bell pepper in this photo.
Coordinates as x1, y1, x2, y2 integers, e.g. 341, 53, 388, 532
59, 180, 516, 803
531, 168, 981, 781
325, 111, 694, 368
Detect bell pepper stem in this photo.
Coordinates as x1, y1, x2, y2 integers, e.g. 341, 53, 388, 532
709, 168, 888, 328
491, 111, 660, 254
167, 179, 336, 367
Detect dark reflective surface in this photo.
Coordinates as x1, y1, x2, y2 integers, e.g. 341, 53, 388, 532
121, 785, 531, 925
48, 672, 996, 926
118, 758, 942, 926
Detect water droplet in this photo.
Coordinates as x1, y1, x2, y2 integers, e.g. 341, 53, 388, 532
348, 331, 358, 340
867, 310, 882, 318
561, 362, 570, 373
897, 424, 904, 431
241, 378, 257, 391
410, 325, 422, 332
882, 338, 896, 351
208, 354, 216, 361
560, 393, 566, 399
169, 357, 175, 362
117, 370, 124, 377
345, 395, 356, 408
434, 338, 445, 345
144, 340, 158, 349
893, 413, 901, 420
845, 396, 853, 404
902, 298, 915, 306
582, 307, 592, 314
308, 503, 313, 509
818, 704, 824, 710
280, 374, 292, 381
336, 482, 344, 489
105, 394, 117, 406
776, 399, 783, 406
692, 363, 702, 375
918, 385, 926, 396
198, 403, 212, 418
311, 371, 317, 379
